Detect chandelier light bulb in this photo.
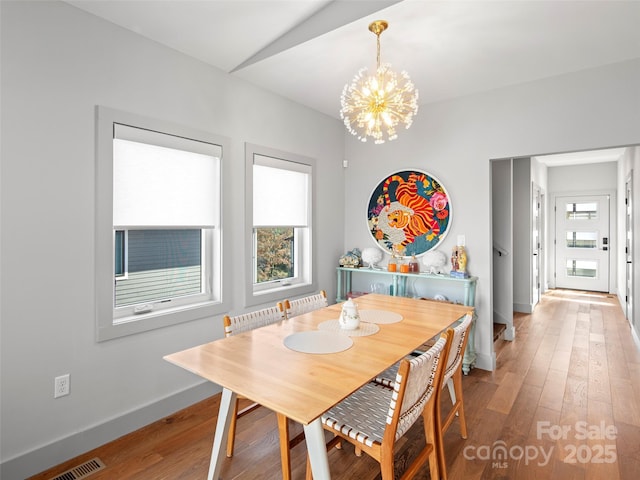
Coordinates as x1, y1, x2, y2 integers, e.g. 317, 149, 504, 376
340, 20, 419, 144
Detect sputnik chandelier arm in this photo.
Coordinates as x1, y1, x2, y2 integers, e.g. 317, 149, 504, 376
340, 20, 419, 144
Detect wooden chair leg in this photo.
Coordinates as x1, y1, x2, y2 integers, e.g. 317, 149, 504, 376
380, 453, 394, 480
401, 406, 441, 480
446, 377, 456, 404
226, 398, 239, 457
435, 391, 447, 480
453, 370, 467, 439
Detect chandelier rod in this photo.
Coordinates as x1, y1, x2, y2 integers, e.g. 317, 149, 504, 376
369, 20, 388, 70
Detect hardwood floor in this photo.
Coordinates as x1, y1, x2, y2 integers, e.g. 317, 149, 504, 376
29, 289, 640, 480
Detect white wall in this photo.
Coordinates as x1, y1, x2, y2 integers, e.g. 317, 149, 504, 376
491, 159, 513, 331
343, 56, 640, 374
548, 162, 618, 192
513, 158, 532, 312
0, 2, 345, 478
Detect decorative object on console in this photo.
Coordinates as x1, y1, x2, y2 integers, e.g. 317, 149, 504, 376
399, 257, 410, 273
387, 253, 397, 272
422, 250, 447, 275
340, 20, 418, 144
408, 254, 420, 273
367, 169, 452, 257
339, 248, 362, 268
450, 245, 469, 278
361, 247, 383, 269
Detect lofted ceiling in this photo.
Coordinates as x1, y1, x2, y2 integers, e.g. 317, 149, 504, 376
64, 0, 640, 120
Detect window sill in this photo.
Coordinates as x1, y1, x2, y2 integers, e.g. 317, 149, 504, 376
98, 300, 225, 342
246, 282, 315, 308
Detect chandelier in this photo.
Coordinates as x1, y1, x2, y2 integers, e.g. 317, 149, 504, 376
340, 20, 419, 144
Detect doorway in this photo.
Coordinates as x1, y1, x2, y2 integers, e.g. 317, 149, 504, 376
554, 194, 611, 292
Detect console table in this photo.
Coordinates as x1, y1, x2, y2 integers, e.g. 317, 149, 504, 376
336, 266, 478, 373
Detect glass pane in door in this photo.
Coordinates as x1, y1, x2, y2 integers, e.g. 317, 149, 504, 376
566, 202, 598, 220
565, 231, 598, 248
566, 259, 597, 278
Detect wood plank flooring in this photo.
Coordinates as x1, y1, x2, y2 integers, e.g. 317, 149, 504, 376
29, 289, 640, 480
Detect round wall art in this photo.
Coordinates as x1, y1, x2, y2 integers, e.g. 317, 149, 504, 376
367, 169, 452, 257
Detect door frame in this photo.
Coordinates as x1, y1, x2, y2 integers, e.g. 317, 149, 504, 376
532, 184, 544, 307
549, 189, 616, 292
625, 172, 634, 326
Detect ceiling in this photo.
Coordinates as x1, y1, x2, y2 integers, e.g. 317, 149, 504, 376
64, 0, 640, 120
534, 147, 627, 167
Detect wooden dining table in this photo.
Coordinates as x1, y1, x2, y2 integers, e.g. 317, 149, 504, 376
164, 293, 474, 480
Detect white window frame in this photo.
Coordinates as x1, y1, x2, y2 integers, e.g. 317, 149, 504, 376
95, 106, 229, 341
244, 143, 316, 307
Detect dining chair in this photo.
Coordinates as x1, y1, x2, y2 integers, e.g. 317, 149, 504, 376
223, 305, 305, 480
223, 302, 304, 480
371, 312, 473, 480
435, 312, 473, 480
282, 290, 328, 319
222, 306, 285, 458
306, 332, 451, 480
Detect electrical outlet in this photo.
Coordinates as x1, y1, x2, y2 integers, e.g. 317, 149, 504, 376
54, 374, 70, 398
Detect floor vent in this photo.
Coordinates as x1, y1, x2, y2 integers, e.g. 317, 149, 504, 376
49, 458, 105, 480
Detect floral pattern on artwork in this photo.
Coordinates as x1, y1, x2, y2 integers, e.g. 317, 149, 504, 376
367, 170, 452, 256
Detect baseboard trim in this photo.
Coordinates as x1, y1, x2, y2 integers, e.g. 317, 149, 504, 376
632, 324, 640, 352
1, 382, 219, 480
504, 325, 516, 341
513, 302, 533, 314
474, 351, 496, 372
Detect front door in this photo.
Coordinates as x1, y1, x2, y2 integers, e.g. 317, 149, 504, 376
555, 195, 610, 292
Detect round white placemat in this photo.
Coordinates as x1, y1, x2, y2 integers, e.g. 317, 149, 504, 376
317, 319, 380, 337
283, 330, 353, 354
359, 309, 403, 324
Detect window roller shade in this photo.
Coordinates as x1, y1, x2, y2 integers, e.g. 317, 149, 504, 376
253, 155, 310, 227
113, 125, 221, 228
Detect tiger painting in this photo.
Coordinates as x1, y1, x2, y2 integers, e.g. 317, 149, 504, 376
368, 170, 450, 256
383, 173, 441, 247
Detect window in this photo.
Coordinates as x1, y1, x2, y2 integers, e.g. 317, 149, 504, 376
96, 106, 229, 341
566, 259, 598, 278
566, 202, 598, 220
114, 229, 202, 307
245, 144, 315, 306
565, 231, 598, 249
255, 227, 294, 283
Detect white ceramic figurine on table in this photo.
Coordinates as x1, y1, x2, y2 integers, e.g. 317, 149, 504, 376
339, 299, 360, 330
